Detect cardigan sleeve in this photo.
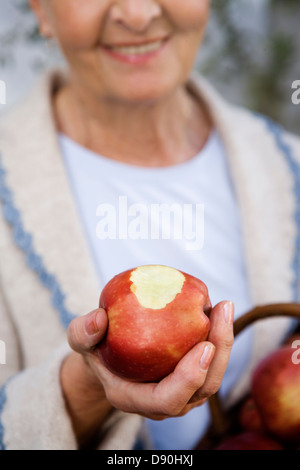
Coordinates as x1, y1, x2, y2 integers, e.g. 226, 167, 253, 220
0, 288, 78, 449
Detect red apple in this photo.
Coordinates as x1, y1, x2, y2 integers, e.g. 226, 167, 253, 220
239, 396, 265, 433
251, 346, 300, 442
97, 265, 211, 382
215, 432, 284, 450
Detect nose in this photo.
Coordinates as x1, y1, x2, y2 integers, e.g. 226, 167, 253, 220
110, 0, 162, 33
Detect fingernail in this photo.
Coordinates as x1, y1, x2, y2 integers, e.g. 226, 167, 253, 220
84, 311, 99, 336
200, 345, 215, 370
224, 301, 234, 324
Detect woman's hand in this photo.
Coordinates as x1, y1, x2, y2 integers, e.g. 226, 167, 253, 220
62, 300, 234, 447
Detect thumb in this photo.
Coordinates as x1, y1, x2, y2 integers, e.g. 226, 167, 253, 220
67, 308, 108, 353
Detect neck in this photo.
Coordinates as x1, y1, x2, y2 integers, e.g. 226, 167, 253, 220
53, 79, 212, 167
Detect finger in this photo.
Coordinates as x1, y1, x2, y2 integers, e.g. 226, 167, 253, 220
67, 308, 108, 354
149, 341, 216, 417
191, 301, 234, 401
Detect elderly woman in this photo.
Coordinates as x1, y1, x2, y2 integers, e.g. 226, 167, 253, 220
0, 0, 299, 451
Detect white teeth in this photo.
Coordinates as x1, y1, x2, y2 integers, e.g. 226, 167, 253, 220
109, 39, 164, 56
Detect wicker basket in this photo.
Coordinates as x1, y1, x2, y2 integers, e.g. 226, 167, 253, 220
195, 302, 300, 450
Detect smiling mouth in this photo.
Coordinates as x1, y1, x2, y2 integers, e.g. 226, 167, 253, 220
102, 37, 169, 56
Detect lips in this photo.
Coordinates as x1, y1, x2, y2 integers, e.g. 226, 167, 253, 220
101, 36, 169, 58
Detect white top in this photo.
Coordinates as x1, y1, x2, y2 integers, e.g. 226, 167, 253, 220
59, 130, 254, 450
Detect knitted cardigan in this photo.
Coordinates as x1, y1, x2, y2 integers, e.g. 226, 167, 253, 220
0, 70, 299, 450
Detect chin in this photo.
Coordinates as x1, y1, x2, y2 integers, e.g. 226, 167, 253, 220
109, 71, 184, 105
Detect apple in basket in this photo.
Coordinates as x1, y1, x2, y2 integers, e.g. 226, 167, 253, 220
251, 345, 300, 442
97, 265, 211, 382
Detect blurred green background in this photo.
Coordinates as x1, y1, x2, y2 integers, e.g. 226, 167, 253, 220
0, 0, 299, 133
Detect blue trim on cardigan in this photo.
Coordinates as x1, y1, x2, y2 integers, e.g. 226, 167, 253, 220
0, 385, 7, 450
260, 116, 300, 302
0, 158, 76, 330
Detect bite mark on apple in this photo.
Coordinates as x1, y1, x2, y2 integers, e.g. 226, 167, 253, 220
130, 265, 185, 310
